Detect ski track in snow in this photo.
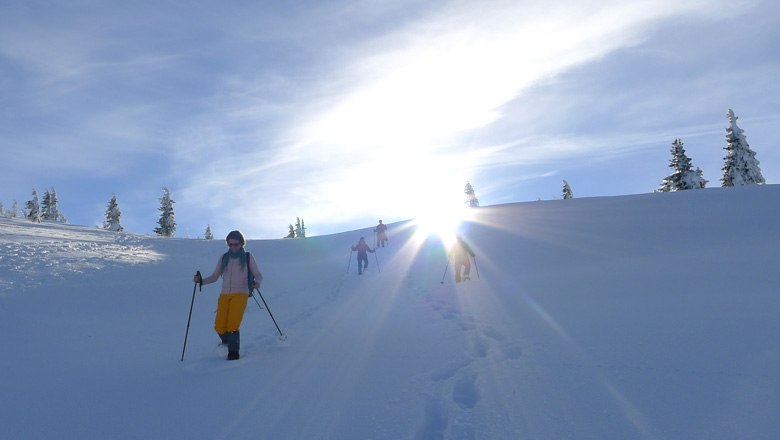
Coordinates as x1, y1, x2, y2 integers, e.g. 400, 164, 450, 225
246, 243, 526, 438
409, 279, 524, 438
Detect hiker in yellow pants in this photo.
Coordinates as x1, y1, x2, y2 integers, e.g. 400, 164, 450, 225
194, 230, 262, 360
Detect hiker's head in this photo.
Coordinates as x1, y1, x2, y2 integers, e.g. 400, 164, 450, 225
226, 230, 246, 248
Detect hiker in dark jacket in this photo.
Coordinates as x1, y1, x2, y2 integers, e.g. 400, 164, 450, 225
193, 230, 262, 360
452, 235, 475, 283
351, 237, 376, 275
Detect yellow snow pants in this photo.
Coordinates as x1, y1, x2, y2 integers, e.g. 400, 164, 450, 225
214, 293, 249, 335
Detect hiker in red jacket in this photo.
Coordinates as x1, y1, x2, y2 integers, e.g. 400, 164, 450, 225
351, 237, 376, 275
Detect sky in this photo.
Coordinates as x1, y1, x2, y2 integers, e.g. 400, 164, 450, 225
1, 185, 779, 438
1, 0, 779, 238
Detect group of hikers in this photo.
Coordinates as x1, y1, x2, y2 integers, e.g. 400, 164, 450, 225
349, 220, 390, 275
192, 220, 477, 361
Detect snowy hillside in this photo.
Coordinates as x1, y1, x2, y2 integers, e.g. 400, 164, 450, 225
1, 186, 779, 440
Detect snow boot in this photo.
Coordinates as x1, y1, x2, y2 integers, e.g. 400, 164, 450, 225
219, 333, 228, 345
226, 331, 240, 360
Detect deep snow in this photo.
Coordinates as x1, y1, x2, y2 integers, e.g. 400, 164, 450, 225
1, 186, 779, 439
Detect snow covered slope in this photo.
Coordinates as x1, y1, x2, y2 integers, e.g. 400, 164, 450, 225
1, 185, 778, 439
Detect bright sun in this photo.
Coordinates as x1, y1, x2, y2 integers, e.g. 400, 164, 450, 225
412, 198, 472, 248
394, 159, 475, 248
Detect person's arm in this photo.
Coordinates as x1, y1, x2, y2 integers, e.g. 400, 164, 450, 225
200, 256, 223, 285
248, 253, 263, 290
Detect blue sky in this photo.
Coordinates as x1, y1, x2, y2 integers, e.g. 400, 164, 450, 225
2, 0, 778, 239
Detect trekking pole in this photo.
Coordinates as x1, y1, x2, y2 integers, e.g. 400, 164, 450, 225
180, 271, 201, 361
255, 288, 287, 341
374, 251, 380, 272
473, 255, 481, 280
440, 256, 450, 284
346, 249, 354, 274
250, 291, 264, 309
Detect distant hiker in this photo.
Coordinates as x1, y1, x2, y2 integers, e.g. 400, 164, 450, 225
374, 220, 388, 248
351, 237, 376, 275
451, 235, 475, 283
193, 230, 263, 360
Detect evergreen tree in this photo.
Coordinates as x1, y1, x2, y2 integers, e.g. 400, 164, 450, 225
204, 225, 213, 240
104, 194, 123, 232
153, 187, 176, 237
54, 188, 66, 222
25, 189, 41, 223
562, 180, 574, 199
294, 217, 307, 238
284, 224, 295, 239
658, 138, 708, 192
464, 182, 479, 207
0, 202, 4, 217
9, 200, 19, 218
43, 187, 65, 223
41, 189, 53, 221
721, 109, 765, 187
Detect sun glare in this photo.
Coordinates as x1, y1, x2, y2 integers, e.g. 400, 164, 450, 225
413, 200, 471, 249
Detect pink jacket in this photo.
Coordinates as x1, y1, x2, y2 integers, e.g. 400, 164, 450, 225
351, 240, 375, 254
201, 252, 263, 294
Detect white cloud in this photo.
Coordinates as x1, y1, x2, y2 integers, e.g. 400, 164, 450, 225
5, 0, 774, 238
199, 0, 737, 236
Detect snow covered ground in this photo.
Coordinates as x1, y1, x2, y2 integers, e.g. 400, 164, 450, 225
1, 185, 779, 439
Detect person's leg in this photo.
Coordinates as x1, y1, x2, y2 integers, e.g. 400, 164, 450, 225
226, 331, 241, 360
225, 293, 249, 360
224, 294, 249, 333
214, 294, 230, 343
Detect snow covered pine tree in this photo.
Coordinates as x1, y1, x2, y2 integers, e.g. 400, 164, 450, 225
154, 187, 176, 237
658, 138, 707, 192
465, 182, 480, 207
721, 109, 765, 187
25, 189, 40, 223
562, 180, 574, 199
104, 194, 123, 232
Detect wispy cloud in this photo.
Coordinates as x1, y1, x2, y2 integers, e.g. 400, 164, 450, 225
2, 0, 774, 238
190, 0, 737, 236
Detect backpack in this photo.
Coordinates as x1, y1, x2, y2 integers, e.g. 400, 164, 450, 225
221, 251, 256, 292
